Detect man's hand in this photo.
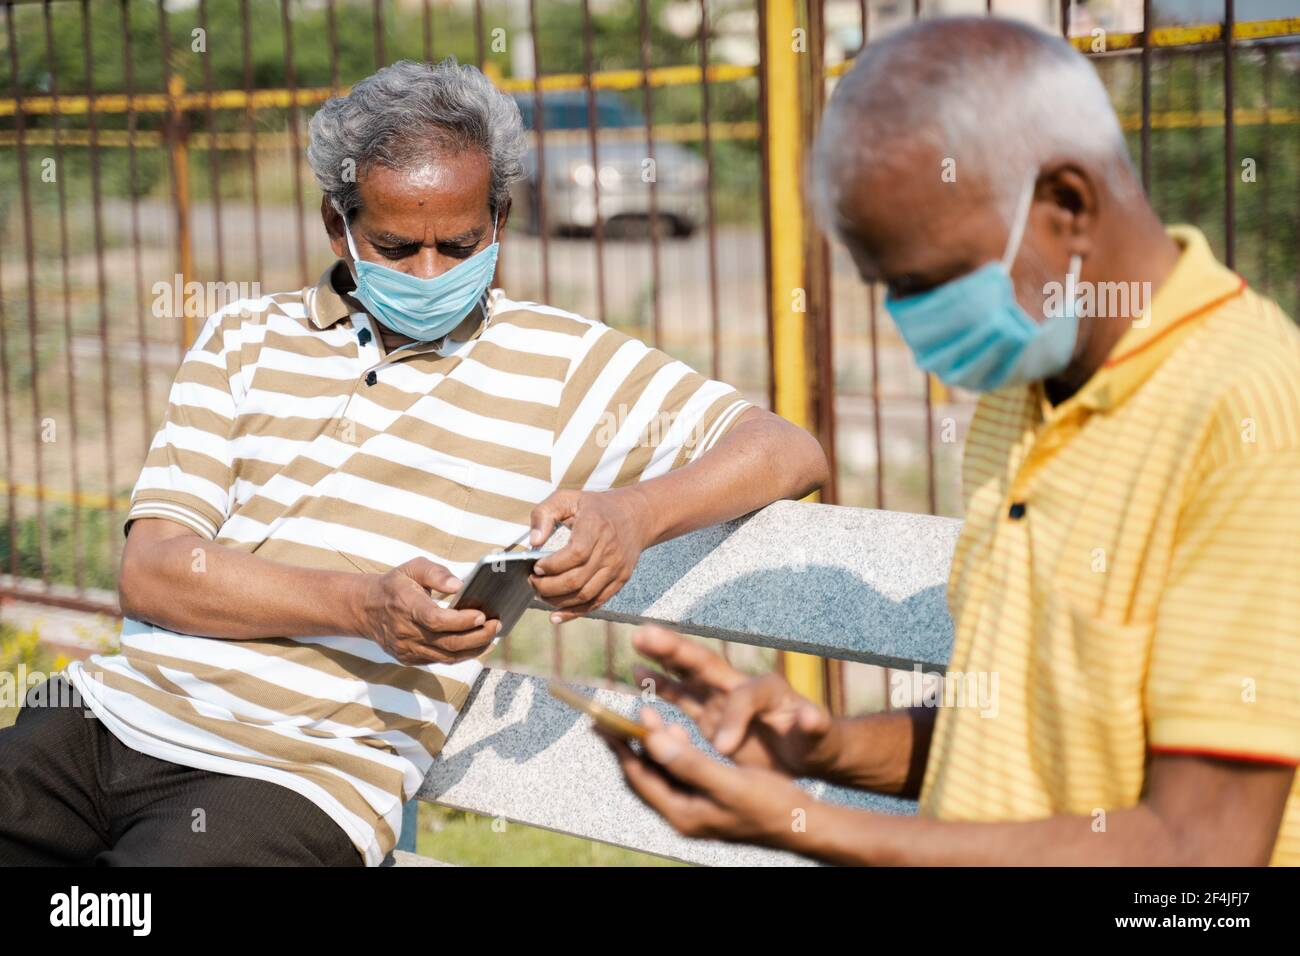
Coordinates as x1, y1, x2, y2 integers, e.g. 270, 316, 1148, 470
354, 557, 500, 665
602, 709, 810, 847
632, 625, 843, 779
528, 488, 652, 624
607, 707, 1297, 864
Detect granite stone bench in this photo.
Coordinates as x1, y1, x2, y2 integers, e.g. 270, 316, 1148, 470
397, 499, 962, 866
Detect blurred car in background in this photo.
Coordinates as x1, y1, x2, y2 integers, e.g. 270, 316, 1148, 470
511, 91, 707, 238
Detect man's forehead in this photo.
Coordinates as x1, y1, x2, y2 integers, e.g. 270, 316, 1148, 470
355, 150, 491, 224
833, 166, 994, 279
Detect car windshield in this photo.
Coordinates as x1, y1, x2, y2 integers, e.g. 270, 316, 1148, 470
514, 93, 644, 131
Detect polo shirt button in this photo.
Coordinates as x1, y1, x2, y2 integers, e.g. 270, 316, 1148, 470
357, 327, 372, 346
365, 371, 378, 387
1008, 502, 1027, 520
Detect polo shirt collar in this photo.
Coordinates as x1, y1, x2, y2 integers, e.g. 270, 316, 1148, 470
305, 258, 500, 348
1072, 225, 1246, 413
307, 260, 356, 330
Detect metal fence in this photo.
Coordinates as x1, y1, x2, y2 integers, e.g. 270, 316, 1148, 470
1, 0, 1297, 713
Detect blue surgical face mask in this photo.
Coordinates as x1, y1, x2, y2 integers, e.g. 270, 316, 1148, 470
343, 212, 500, 342
883, 178, 1081, 392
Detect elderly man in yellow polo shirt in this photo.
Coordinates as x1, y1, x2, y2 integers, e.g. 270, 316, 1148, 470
599, 17, 1300, 865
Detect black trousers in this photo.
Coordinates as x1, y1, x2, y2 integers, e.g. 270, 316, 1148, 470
0, 676, 362, 866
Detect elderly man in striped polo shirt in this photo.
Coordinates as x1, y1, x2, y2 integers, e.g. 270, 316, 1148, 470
602, 18, 1299, 865
0, 59, 826, 866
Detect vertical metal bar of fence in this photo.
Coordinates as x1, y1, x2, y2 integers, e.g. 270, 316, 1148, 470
1157, 48, 1173, 213
578, 0, 616, 682
1222, 0, 1235, 268
808, 0, 836, 507
473, 0, 485, 68
6, 1, 48, 586
860, 0, 884, 511
372, 0, 385, 69
121, 0, 152, 458
855, 0, 889, 711
1189, 51, 1203, 224
423, 0, 433, 62
756, 0, 774, 412
199, 0, 226, 283
160, 2, 195, 353
916, 0, 936, 516
240, 0, 265, 278
534, 0, 554, 679
808, 0, 843, 713
83, 0, 118, 575
42, 0, 83, 591
697, 0, 723, 681
1260, 47, 1272, 290
281, 0, 309, 288
526, 0, 550, 302
326, 0, 341, 94
697, 0, 722, 385
1141, 0, 1152, 193
475, 1, 500, 290
1, 4, 20, 578
638, 0, 663, 347
0, 258, 11, 577
580, 0, 607, 325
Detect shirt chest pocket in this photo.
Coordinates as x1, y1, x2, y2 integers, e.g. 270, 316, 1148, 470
1033, 601, 1154, 741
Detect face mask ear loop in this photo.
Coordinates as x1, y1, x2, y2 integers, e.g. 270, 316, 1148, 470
341, 211, 362, 263
1063, 253, 1084, 318
1001, 176, 1037, 270
1066, 254, 1083, 289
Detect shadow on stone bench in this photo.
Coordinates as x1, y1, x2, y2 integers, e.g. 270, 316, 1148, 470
394, 500, 960, 867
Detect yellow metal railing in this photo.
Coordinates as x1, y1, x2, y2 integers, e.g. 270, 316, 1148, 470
1, 17, 1295, 120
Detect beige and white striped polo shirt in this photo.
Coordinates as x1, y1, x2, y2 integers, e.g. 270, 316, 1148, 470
65, 261, 751, 865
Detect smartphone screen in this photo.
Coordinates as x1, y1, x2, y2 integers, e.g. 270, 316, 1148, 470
548, 680, 649, 742
449, 549, 549, 637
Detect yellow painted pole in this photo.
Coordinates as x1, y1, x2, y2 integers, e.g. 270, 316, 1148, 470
764, 0, 825, 706
167, 74, 195, 351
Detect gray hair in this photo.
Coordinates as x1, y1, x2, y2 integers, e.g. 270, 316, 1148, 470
812, 17, 1141, 235
307, 58, 526, 220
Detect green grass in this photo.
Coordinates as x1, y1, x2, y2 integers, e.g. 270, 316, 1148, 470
415, 804, 685, 867
0, 503, 122, 593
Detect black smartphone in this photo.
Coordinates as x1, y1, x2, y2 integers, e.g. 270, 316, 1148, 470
448, 549, 550, 637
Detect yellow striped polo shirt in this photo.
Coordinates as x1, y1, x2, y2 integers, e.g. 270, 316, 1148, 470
65, 261, 751, 865
919, 226, 1300, 865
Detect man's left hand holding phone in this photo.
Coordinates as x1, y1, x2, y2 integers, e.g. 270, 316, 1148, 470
360, 524, 559, 667
355, 557, 503, 666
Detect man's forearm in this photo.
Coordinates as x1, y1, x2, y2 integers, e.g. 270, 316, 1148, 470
800, 802, 1192, 866
622, 408, 828, 548
821, 707, 935, 796
119, 525, 365, 640
794, 753, 1294, 866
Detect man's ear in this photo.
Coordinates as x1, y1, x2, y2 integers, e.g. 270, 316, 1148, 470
495, 196, 512, 234
1036, 163, 1098, 261
322, 196, 347, 260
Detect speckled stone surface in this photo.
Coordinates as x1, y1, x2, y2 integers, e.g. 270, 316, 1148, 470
416, 670, 915, 867
536, 499, 961, 670
383, 849, 453, 867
